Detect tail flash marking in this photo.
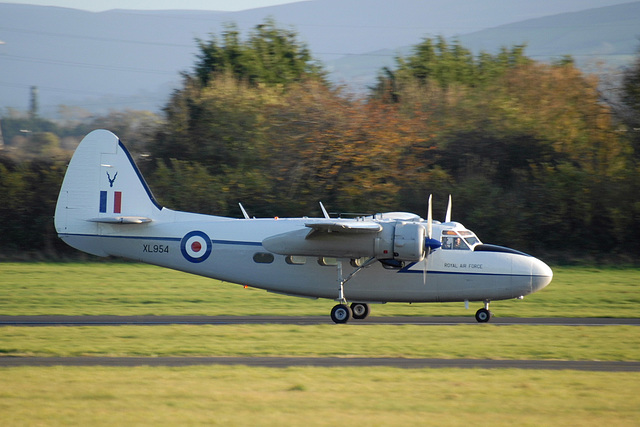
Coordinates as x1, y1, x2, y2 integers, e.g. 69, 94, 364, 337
114, 191, 122, 214
99, 191, 107, 213
99, 190, 123, 213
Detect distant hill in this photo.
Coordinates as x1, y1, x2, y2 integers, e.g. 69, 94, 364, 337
0, 0, 637, 117
330, 1, 640, 86
460, 1, 640, 71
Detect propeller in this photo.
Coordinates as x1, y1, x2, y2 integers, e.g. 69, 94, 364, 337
445, 194, 452, 223
424, 194, 442, 253
422, 195, 445, 284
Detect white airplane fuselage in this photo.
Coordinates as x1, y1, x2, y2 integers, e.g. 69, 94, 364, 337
61, 209, 551, 303
55, 130, 553, 322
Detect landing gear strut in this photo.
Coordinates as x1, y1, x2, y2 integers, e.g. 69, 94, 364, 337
330, 259, 375, 324
475, 300, 492, 323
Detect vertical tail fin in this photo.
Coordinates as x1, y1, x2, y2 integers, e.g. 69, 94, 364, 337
54, 130, 162, 254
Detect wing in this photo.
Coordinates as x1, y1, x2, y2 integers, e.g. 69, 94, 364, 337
304, 221, 382, 236
263, 220, 385, 259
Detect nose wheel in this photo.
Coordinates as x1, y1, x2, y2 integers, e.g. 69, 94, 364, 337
475, 300, 493, 323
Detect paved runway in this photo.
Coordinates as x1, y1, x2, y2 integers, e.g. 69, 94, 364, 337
2, 316, 637, 371
1, 356, 638, 371
1, 315, 639, 326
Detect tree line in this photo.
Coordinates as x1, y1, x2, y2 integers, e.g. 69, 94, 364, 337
1, 20, 639, 262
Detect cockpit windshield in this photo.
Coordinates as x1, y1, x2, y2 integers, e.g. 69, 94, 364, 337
441, 230, 481, 250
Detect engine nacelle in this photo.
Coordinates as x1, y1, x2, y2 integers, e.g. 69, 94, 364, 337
391, 222, 426, 262
262, 220, 429, 263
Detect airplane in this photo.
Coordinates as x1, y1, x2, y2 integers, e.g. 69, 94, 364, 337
54, 130, 553, 323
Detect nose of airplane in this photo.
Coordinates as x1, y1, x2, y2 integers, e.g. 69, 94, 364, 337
531, 257, 553, 292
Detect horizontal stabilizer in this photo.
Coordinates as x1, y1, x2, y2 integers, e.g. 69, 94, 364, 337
87, 216, 152, 224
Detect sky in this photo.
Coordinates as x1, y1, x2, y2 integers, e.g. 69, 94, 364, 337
3, 0, 299, 12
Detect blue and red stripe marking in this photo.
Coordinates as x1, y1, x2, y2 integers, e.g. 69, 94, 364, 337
99, 191, 122, 213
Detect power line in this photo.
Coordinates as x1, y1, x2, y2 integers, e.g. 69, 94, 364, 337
1, 53, 177, 75
0, 25, 194, 48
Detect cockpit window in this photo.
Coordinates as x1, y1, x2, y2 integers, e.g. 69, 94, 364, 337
442, 236, 469, 250
441, 230, 480, 250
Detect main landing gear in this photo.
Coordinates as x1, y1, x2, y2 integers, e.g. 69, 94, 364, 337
331, 303, 370, 324
330, 259, 375, 324
475, 300, 493, 323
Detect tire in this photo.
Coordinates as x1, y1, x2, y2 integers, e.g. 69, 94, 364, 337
331, 304, 351, 324
475, 308, 492, 323
350, 303, 370, 320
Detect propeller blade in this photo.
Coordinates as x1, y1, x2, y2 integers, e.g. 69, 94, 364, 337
423, 247, 430, 285
424, 195, 442, 256
427, 194, 433, 239
445, 194, 452, 223
423, 195, 434, 286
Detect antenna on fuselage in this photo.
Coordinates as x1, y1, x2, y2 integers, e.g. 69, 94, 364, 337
445, 194, 452, 223
319, 201, 331, 219
239, 203, 250, 220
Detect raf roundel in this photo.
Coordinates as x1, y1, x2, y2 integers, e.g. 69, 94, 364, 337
180, 231, 212, 263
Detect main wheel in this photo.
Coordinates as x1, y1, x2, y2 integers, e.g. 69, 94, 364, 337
331, 304, 351, 324
475, 308, 492, 323
350, 303, 370, 320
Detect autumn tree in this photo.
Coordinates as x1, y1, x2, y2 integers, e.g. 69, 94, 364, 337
371, 37, 636, 255
150, 20, 330, 216
263, 82, 437, 215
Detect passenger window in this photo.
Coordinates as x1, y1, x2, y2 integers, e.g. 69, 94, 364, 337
253, 252, 275, 263
318, 257, 338, 266
350, 257, 369, 267
285, 255, 306, 265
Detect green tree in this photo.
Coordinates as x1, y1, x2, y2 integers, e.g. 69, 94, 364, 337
372, 36, 530, 102
620, 44, 640, 158
371, 36, 633, 255
152, 20, 328, 216
154, 74, 278, 168
193, 19, 326, 87
0, 158, 68, 256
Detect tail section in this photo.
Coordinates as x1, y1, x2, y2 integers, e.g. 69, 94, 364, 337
55, 130, 163, 255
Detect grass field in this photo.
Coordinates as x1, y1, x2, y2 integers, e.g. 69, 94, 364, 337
1, 367, 638, 426
1, 324, 638, 360
1, 262, 639, 425
1, 262, 639, 317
